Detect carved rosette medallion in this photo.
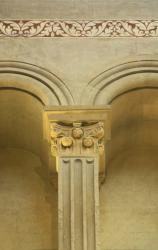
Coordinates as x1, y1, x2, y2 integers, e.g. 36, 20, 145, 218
50, 121, 105, 156
82, 137, 94, 147
61, 136, 73, 147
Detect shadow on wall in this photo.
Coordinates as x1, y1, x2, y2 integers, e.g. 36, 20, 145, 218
106, 88, 158, 165
100, 88, 158, 250
0, 90, 58, 249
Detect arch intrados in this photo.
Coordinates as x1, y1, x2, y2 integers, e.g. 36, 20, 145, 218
0, 61, 75, 168
0, 87, 44, 105
109, 86, 158, 104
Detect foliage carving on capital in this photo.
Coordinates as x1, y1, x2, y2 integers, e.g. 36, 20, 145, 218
50, 121, 105, 157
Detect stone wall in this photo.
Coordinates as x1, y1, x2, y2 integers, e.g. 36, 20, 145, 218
101, 89, 158, 249
0, 1, 158, 249
1, 38, 158, 105
0, 0, 158, 19
0, 148, 58, 250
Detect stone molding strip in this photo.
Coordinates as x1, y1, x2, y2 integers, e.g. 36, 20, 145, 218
0, 20, 158, 38
80, 59, 158, 105
0, 61, 74, 105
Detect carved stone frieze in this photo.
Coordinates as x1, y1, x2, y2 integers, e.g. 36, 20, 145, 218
50, 121, 105, 157
1, 20, 158, 37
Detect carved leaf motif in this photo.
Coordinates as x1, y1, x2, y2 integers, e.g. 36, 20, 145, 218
0, 20, 158, 37
147, 21, 158, 36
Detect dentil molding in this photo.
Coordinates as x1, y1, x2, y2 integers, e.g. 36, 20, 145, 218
0, 20, 158, 37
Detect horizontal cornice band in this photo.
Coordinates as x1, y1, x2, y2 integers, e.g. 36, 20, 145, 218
0, 20, 158, 38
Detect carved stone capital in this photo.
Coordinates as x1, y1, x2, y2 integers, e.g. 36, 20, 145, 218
50, 121, 105, 157
44, 106, 111, 184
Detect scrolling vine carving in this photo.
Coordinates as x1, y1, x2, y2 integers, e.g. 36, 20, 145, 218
1, 20, 158, 37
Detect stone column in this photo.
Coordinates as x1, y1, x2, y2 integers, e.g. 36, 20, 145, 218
50, 121, 107, 250
58, 156, 99, 250
45, 107, 111, 250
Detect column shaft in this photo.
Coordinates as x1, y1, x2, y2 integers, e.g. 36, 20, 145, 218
46, 113, 111, 250
58, 156, 99, 250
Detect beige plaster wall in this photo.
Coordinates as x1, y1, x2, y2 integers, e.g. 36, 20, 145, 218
0, 89, 44, 154
0, 0, 157, 19
0, 38, 158, 104
106, 88, 158, 163
1, 2, 158, 249
0, 148, 57, 250
0, 90, 58, 250
101, 89, 158, 250
0, 89, 53, 169
100, 146, 158, 250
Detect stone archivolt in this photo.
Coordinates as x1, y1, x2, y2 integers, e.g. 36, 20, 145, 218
0, 61, 74, 106
81, 58, 158, 105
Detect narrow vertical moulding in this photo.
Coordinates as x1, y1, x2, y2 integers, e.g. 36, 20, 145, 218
86, 158, 95, 250
58, 158, 71, 250
70, 158, 75, 250
58, 157, 64, 250
74, 159, 83, 250
93, 157, 100, 250
82, 158, 87, 250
